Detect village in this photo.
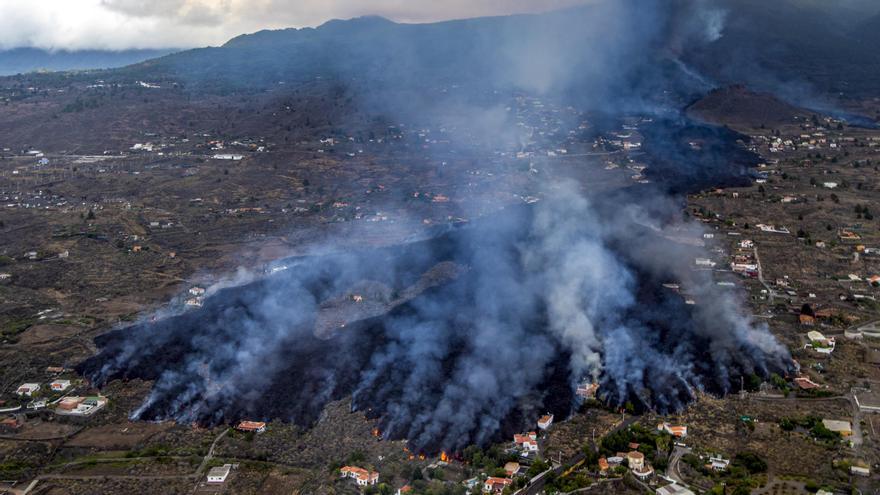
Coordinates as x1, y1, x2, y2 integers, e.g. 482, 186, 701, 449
1, 73, 880, 494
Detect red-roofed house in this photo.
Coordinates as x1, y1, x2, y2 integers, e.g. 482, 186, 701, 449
513, 433, 539, 451
483, 477, 512, 493
793, 376, 820, 390
341, 466, 379, 486
657, 423, 688, 437
537, 414, 554, 430
236, 421, 267, 433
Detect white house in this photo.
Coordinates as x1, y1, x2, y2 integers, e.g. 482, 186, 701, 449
851, 465, 870, 477
16, 383, 40, 396
708, 456, 730, 471
50, 379, 71, 392
537, 414, 554, 430
207, 464, 232, 483
340, 466, 379, 486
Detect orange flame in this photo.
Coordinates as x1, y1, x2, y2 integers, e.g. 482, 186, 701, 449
418, 454, 426, 460
372, 427, 381, 437
440, 451, 449, 462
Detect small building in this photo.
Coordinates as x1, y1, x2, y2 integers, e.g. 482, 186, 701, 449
851, 465, 870, 477
821, 419, 852, 436
207, 464, 232, 483
504, 462, 521, 476
708, 456, 730, 471
235, 421, 266, 433
340, 466, 379, 486
16, 383, 40, 396
57, 396, 84, 410
514, 432, 539, 451
807, 330, 835, 354
793, 377, 820, 390
576, 382, 598, 399
658, 423, 688, 437
632, 464, 654, 479
537, 414, 554, 430
626, 451, 645, 471
799, 314, 816, 327
483, 477, 512, 494
189, 287, 206, 296
50, 379, 71, 392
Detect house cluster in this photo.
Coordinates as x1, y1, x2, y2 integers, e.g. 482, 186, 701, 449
730, 239, 758, 278
340, 465, 379, 486
0, 189, 69, 210
16, 378, 72, 397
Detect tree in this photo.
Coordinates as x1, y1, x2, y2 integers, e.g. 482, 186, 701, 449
733, 452, 767, 473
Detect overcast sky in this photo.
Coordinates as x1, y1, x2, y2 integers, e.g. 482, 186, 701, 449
0, 0, 592, 51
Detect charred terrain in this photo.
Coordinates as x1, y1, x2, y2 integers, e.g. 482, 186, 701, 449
2, 1, 880, 494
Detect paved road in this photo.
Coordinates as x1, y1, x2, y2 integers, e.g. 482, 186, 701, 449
666, 446, 690, 486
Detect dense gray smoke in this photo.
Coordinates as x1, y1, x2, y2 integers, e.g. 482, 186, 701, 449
82, 183, 790, 451
79, 0, 794, 452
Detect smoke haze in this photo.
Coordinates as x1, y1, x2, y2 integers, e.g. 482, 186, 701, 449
78, 0, 795, 452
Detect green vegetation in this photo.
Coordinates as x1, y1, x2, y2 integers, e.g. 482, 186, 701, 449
0, 459, 34, 478
542, 470, 592, 494
599, 423, 672, 464
461, 445, 520, 475
1, 316, 36, 338
779, 416, 840, 441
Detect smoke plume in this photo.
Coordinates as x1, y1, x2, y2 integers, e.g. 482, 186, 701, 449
78, 0, 794, 452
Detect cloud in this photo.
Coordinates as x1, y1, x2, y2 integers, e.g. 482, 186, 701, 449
0, 0, 591, 51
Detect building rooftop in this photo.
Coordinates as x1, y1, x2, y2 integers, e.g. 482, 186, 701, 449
207, 464, 231, 479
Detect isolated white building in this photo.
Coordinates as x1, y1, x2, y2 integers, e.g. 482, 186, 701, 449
16, 383, 40, 396
207, 464, 232, 483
